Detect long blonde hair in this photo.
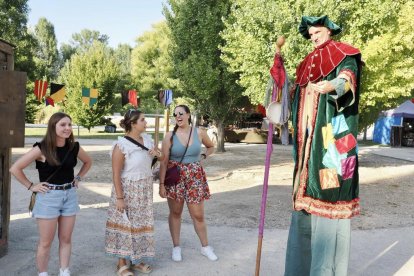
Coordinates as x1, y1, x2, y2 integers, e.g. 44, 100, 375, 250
40, 112, 75, 166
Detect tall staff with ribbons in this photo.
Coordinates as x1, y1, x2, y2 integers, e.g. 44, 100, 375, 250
255, 36, 289, 276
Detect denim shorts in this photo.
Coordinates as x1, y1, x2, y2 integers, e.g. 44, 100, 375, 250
32, 186, 80, 219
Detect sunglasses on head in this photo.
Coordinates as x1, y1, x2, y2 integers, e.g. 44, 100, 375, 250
173, 111, 185, 117
126, 109, 140, 118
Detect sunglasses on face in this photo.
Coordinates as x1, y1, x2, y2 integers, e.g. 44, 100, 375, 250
173, 111, 185, 117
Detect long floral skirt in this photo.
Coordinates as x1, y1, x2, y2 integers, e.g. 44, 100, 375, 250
105, 177, 154, 264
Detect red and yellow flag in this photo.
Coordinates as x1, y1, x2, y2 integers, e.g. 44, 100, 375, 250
34, 80, 48, 102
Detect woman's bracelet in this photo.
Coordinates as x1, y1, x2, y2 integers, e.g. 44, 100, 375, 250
116, 197, 124, 200
27, 182, 34, 190
75, 175, 82, 182
201, 153, 207, 159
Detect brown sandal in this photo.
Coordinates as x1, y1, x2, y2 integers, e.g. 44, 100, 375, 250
131, 262, 152, 274
117, 265, 134, 276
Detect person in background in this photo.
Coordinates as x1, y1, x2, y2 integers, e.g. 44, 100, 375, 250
105, 109, 164, 276
284, 15, 363, 275
10, 112, 92, 276
159, 105, 217, 262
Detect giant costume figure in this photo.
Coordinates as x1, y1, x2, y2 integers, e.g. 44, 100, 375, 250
285, 15, 363, 276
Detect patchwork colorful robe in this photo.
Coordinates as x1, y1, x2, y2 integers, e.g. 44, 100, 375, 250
291, 39, 363, 219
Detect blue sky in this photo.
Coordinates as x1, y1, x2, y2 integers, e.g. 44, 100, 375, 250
27, 0, 165, 48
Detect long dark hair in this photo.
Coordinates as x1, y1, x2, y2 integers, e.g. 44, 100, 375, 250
170, 105, 192, 144
120, 109, 143, 133
40, 112, 75, 166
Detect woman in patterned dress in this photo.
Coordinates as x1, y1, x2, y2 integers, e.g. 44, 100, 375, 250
105, 110, 163, 276
159, 105, 217, 262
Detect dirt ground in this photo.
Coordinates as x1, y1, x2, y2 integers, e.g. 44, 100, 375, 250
11, 141, 414, 231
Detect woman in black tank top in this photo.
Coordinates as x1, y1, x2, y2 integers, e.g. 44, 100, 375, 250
10, 112, 92, 276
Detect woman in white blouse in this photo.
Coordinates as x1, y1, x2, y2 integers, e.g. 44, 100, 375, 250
104, 109, 163, 276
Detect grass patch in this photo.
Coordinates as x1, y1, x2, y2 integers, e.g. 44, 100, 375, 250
25, 127, 165, 141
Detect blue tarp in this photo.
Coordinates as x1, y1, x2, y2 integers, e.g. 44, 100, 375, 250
373, 116, 403, 144
373, 100, 414, 145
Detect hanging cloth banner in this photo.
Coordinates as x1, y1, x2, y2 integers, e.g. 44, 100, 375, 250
128, 89, 138, 107
157, 89, 173, 107
121, 89, 139, 107
164, 89, 173, 106
45, 97, 55, 106
82, 87, 98, 107
49, 83, 66, 103
34, 80, 48, 102
121, 90, 129, 106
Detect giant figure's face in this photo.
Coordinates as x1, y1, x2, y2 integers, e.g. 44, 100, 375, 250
308, 26, 331, 47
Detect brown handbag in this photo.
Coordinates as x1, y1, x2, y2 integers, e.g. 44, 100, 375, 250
164, 128, 193, 187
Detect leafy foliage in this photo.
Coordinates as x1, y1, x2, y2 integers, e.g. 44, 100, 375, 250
221, 0, 414, 130
165, 0, 244, 151
59, 41, 122, 130
130, 21, 177, 113
357, 1, 414, 129
59, 29, 109, 66
0, 0, 39, 122
33, 17, 59, 80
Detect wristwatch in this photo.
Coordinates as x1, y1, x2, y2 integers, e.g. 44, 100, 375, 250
201, 153, 207, 160
75, 175, 82, 182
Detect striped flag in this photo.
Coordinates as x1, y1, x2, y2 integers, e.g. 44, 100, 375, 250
82, 87, 98, 107
49, 83, 66, 103
34, 80, 48, 102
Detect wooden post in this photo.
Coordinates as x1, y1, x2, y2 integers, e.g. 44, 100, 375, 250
164, 108, 170, 135
154, 113, 160, 148
0, 39, 27, 257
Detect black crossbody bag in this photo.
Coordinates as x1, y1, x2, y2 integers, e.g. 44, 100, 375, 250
123, 136, 158, 168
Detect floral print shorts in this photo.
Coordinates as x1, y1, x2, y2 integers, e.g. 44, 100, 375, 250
166, 160, 210, 204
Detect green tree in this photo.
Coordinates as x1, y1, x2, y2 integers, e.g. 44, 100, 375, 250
111, 43, 134, 112
0, 0, 36, 77
59, 29, 109, 66
33, 17, 59, 79
115, 43, 132, 77
356, 1, 414, 130
165, 0, 244, 152
221, 0, 412, 131
59, 41, 122, 130
0, 0, 39, 122
130, 21, 177, 113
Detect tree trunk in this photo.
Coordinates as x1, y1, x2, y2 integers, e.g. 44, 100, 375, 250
216, 120, 226, 153
363, 127, 367, 141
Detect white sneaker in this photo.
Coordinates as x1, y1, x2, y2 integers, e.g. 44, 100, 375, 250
201, 246, 218, 261
38, 272, 48, 276
172, 246, 182, 262
59, 268, 71, 276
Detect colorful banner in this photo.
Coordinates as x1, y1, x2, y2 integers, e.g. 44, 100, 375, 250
82, 87, 98, 107
49, 83, 66, 103
157, 89, 173, 107
45, 97, 55, 106
122, 89, 138, 107
34, 80, 48, 102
